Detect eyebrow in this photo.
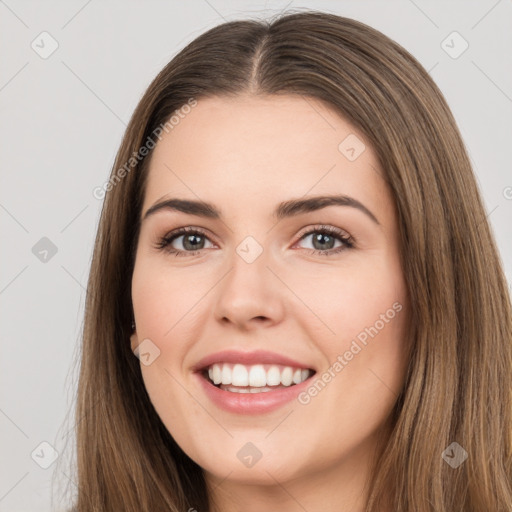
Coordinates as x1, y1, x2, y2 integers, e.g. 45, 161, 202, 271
142, 194, 380, 225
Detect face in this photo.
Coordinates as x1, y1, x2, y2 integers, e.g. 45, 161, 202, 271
130, 94, 410, 494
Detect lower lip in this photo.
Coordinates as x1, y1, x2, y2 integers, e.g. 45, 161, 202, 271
195, 372, 314, 414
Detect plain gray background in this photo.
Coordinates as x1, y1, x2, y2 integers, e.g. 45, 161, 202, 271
1, 1, 511, 510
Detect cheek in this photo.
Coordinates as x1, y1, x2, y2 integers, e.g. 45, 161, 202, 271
294, 291, 408, 467
131, 257, 209, 341
286, 254, 407, 344
294, 254, 409, 402
131, 259, 215, 421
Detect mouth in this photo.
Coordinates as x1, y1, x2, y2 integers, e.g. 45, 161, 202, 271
199, 362, 316, 394
192, 349, 318, 413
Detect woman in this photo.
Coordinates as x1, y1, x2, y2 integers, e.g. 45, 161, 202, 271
66, 10, 512, 511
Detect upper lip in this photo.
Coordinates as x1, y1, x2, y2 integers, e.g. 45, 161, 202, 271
192, 349, 315, 372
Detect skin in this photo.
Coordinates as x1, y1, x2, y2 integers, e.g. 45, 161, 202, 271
130, 94, 410, 512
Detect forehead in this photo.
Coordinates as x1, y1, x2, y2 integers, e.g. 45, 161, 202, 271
142, 94, 390, 221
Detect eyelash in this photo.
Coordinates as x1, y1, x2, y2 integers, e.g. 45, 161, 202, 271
154, 225, 354, 257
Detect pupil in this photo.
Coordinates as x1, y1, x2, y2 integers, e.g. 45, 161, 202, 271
314, 233, 334, 250
184, 234, 203, 251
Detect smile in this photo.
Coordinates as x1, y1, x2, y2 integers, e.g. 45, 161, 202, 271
203, 363, 313, 393
193, 349, 317, 414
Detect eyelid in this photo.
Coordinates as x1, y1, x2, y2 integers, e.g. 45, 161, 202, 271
294, 224, 352, 241
158, 224, 351, 244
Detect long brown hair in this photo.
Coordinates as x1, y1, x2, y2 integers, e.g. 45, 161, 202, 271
58, 10, 512, 511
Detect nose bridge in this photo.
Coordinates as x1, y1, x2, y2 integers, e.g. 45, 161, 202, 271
214, 234, 284, 327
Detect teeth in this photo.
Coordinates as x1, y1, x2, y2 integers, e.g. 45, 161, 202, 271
281, 367, 293, 386
266, 365, 281, 386
212, 364, 222, 385
222, 385, 274, 393
204, 362, 312, 389
221, 364, 232, 385
248, 365, 266, 387
232, 364, 249, 386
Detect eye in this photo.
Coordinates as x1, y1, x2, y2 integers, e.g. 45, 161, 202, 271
154, 227, 214, 257
294, 225, 354, 256
154, 224, 354, 257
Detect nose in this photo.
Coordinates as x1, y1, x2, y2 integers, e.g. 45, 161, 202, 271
213, 244, 285, 331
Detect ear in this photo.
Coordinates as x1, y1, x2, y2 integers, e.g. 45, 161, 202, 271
130, 331, 139, 353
